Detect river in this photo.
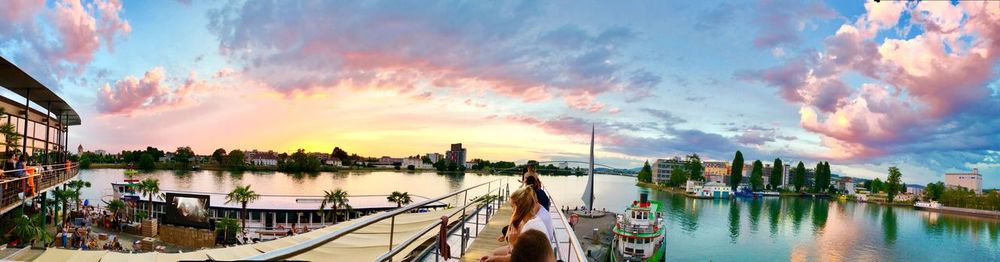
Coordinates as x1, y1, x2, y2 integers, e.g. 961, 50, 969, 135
76, 169, 999, 261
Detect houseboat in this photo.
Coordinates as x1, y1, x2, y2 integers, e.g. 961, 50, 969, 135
686, 181, 732, 199
106, 180, 448, 239
613, 193, 666, 262
914, 201, 942, 210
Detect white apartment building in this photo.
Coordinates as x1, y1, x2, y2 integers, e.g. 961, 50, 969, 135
945, 168, 983, 194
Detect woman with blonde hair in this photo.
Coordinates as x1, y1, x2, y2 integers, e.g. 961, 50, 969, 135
481, 187, 551, 262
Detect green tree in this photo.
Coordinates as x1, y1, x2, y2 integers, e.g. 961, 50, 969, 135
750, 160, 764, 191
225, 149, 246, 170
387, 191, 413, 208
886, 166, 903, 203
924, 182, 945, 201
67, 180, 92, 213
212, 148, 227, 164
105, 199, 126, 230
433, 159, 447, 171
729, 151, 744, 191
668, 166, 689, 187
792, 161, 806, 192
53, 187, 77, 227
320, 188, 351, 223
813, 162, 825, 193
225, 184, 261, 230
637, 160, 653, 183
769, 158, 783, 190
11, 210, 51, 247
139, 178, 161, 220
215, 217, 241, 244
138, 153, 156, 170
172, 146, 195, 168
686, 154, 704, 182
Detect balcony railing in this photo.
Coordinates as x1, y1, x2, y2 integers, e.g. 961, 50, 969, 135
0, 162, 80, 214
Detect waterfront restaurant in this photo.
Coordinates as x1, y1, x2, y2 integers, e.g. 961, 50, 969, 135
0, 56, 82, 214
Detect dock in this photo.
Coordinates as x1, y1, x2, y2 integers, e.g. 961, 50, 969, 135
461, 205, 511, 261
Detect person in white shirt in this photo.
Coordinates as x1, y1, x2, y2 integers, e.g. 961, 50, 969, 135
480, 187, 553, 262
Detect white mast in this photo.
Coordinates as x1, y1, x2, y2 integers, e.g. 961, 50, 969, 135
581, 124, 595, 213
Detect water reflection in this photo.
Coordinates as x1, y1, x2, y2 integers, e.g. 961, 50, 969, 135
790, 198, 807, 233
811, 200, 829, 234
882, 208, 897, 246
768, 199, 781, 236
667, 194, 699, 236
748, 199, 761, 233
728, 200, 741, 243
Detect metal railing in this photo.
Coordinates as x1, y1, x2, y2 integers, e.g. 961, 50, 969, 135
243, 179, 507, 261
0, 162, 80, 214
546, 189, 587, 262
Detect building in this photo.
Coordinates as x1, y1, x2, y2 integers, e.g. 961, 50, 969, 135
837, 177, 857, 195
425, 153, 443, 163
94, 149, 108, 155
905, 185, 924, 196
651, 157, 684, 184
402, 157, 429, 169
686, 181, 732, 198
703, 161, 729, 184
376, 156, 404, 167
945, 168, 983, 194
445, 143, 466, 164
246, 150, 278, 166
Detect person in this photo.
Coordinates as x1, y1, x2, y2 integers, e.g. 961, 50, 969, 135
524, 176, 550, 211
483, 187, 552, 262
523, 176, 555, 242
60, 226, 69, 248
510, 229, 555, 262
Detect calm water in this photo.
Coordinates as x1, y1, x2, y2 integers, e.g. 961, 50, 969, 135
76, 169, 999, 261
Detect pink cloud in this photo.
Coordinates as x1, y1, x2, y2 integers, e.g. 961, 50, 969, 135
207, 1, 647, 112
741, 1, 1000, 160
0, 0, 44, 25
96, 67, 211, 115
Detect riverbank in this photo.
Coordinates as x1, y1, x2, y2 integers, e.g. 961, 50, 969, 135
916, 204, 1000, 219
635, 181, 688, 195
85, 164, 497, 175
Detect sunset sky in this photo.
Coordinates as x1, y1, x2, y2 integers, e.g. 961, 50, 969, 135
1, 0, 998, 187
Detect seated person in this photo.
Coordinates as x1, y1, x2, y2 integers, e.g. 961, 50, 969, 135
482, 188, 552, 262
510, 229, 555, 262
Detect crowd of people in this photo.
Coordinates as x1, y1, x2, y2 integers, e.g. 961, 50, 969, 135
480, 164, 558, 262
57, 223, 125, 251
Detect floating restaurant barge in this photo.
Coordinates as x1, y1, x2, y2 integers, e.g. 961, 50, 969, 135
612, 193, 665, 262
109, 181, 448, 231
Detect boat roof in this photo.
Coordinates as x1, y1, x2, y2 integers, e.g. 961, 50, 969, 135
115, 184, 447, 211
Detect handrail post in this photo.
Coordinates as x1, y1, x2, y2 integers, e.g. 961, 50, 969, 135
388, 215, 395, 258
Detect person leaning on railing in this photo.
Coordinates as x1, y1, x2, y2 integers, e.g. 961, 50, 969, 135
481, 187, 553, 262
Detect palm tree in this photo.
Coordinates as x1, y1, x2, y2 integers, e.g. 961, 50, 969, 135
9, 211, 51, 247
67, 180, 92, 212
387, 191, 412, 208
53, 187, 77, 227
138, 178, 161, 220
320, 188, 351, 223
225, 184, 261, 230
105, 199, 126, 230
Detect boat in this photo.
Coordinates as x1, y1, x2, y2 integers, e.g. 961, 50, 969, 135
914, 201, 942, 210
755, 191, 779, 197
734, 187, 756, 198
612, 193, 666, 262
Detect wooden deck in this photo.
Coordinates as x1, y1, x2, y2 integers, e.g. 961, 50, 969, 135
461, 205, 511, 261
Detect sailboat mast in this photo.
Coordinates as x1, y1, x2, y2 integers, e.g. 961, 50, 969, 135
588, 124, 595, 212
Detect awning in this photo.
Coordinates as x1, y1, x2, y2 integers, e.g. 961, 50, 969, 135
0, 56, 81, 126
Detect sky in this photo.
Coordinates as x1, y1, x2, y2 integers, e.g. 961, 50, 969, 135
0, 0, 998, 187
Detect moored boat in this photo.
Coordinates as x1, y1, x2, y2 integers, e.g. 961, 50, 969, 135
914, 201, 942, 210
613, 193, 665, 262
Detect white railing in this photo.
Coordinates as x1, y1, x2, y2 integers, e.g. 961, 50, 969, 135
243, 179, 507, 261
546, 189, 587, 262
